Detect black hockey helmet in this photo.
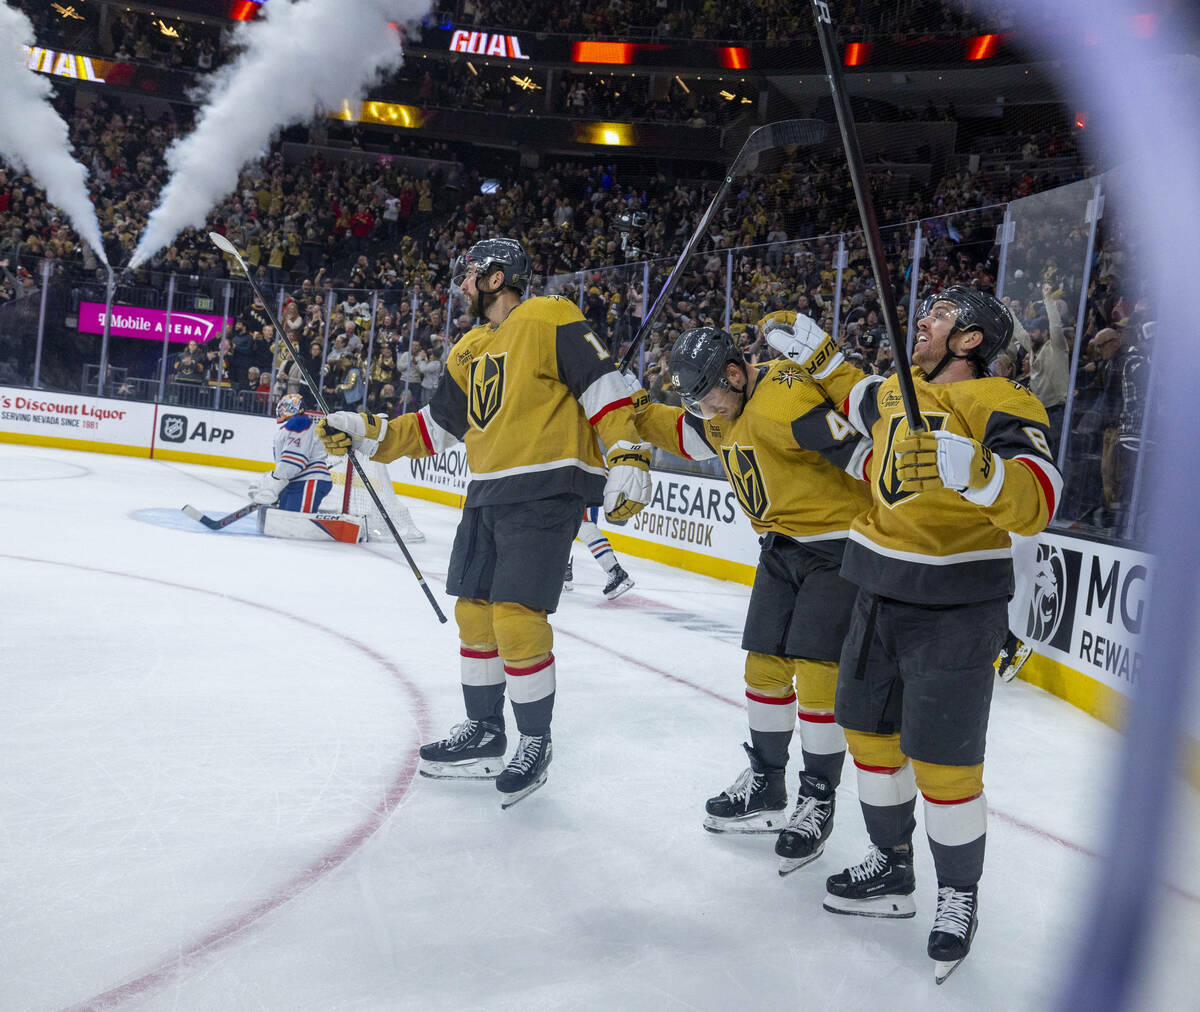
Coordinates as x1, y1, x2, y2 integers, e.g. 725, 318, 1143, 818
452, 237, 531, 294
669, 327, 745, 417
917, 285, 1013, 374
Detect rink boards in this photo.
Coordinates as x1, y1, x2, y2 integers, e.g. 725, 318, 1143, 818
1, 384, 1188, 758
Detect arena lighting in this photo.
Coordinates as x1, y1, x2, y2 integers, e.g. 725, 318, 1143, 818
1075, 110, 1087, 129
575, 121, 633, 146
966, 34, 999, 60
718, 46, 749, 69
674, 75, 690, 94
329, 100, 427, 129
843, 42, 872, 66
572, 41, 634, 64
230, 1, 268, 22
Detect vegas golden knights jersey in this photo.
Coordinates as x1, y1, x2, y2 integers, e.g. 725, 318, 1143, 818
372, 296, 639, 507
636, 360, 872, 548
820, 366, 1063, 604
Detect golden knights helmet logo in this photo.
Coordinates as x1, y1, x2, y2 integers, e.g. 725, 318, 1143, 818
468, 352, 506, 429
720, 443, 770, 520
879, 411, 948, 508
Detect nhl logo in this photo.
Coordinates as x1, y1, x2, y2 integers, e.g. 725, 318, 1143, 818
160, 413, 187, 443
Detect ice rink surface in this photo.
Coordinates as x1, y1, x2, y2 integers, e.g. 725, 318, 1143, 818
1, 442, 1197, 1011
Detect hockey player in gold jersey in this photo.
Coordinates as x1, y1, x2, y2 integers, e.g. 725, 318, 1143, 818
764, 287, 1061, 980
318, 238, 651, 808
629, 326, 872, 873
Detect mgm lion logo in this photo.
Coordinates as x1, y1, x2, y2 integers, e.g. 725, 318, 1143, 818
468, 352, 506, 429
721, 443, 770, 520
878, 412, 948, 508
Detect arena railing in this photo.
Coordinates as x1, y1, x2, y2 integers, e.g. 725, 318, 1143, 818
0, 171, 1144, 543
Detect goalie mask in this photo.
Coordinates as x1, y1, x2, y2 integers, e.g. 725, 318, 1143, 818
276, 393, 304, 419
669, 327, 746, 418
451, 238, 532, 296
916, 286, 1014, 380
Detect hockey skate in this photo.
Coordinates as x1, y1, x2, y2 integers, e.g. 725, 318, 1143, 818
775, 772, 835, 875
496, 734, 552, 809
998, 639, 1032, 683
703, 743, 787, 833
563, 558, 574, 591
823, 844, 917, 918
418, 718, 507, 779
603, 564, 634, 600
930, 884, 979, 984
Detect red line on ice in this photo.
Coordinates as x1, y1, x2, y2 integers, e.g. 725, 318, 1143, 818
0, 556, 432, 1011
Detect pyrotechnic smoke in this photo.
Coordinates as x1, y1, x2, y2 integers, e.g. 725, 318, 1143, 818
0, 6, 109, 264
129, 0, 426, 268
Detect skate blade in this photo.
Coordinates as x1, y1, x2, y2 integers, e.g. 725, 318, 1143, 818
777, 843, 825, 877
703, 810, 787, 834
604, 578, 634, 601
499, 771, 548, 809
822, 892, 917, 919
934, 957, 966, 985
999, 643, 1033, 682
563, 582, 574, 591
419, 756, 506, 780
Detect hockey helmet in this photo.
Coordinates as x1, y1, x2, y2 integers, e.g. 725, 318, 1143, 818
669, 327, 745, 417
917, 285, 1013, 370
452, 237, 531, 294
276, 393, 304, 419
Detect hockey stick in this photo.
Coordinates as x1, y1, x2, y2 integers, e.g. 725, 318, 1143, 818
616, 118, 827, 374
181, 502, 260, 530
809, 1, 924, 432
208, 231, 448, 624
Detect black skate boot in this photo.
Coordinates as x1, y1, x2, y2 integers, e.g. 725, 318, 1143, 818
563, 558, 574, 591
823, 844, 917, 918
775, 772, 835, 875
929, 883, 979, 984
418, 718, 507, 780
603, 564, 634, 600
496, 733, 552, 809
703, 743, 787, 834
998, 633, 1032, 683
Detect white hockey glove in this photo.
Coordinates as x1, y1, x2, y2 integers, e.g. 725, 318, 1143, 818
603, 440, 652, 524
316, 411, 387, 458
619, 371, 650, 416
895, 429, 1005, 507
249, 471, 288, 506
760, 310, 844, 380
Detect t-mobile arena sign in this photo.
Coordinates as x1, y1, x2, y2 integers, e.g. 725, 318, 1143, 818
77, 302, 233, 344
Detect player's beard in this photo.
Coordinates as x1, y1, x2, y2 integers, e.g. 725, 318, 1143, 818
468, 286, 498, 319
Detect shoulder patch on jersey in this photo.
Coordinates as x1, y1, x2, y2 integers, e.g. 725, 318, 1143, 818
770, 365, 806, 389
283, 415, 313, 432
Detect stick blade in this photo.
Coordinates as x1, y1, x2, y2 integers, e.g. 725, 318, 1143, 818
745, 118, 828, 157
208, 230, 237, 255
181, 505, 219, 530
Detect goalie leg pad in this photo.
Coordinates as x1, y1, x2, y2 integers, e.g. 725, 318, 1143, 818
492, 602, 553, 662
259, 508, 365, 543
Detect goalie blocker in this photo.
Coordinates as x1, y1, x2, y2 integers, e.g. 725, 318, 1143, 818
258, 508, 367, 543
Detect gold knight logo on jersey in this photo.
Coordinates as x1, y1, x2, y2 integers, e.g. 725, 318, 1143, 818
721, 443, 770, 520
879, 412, 948, 508
468, 352, 506, 429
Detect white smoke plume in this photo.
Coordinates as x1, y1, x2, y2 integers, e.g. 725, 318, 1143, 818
0, 5, 108, 264
130, 0, 427, 268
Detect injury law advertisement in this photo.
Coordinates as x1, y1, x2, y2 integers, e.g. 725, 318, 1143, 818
77, 302, 233, 344
0, 387, 153, 448
1009, 531, 1151, 700
401, 445, 471, 498
601, 468, 761, 572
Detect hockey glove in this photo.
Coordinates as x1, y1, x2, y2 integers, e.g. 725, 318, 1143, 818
316, 411, 387, 458
603, 440, 652, 524
760, 311, 843, 380
895, 429, 1005, 506
248, 471, 288, 506
620, 371, 650, 416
